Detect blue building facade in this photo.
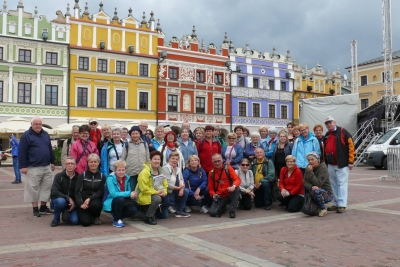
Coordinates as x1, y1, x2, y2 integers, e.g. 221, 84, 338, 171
229, 44, 294, 132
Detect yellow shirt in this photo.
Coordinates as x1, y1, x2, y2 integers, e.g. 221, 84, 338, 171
254, 159, 264, 183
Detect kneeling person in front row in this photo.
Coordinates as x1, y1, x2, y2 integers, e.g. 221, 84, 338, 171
50, 157, 79, 227
103, 160, 143, 227
208, 153, 241, 218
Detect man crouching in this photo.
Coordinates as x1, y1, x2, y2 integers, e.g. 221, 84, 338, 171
208, 153, 241, 218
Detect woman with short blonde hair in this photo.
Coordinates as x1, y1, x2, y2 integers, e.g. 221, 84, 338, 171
222, 132, 243, 170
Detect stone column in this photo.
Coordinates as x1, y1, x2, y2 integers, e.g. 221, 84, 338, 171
92, 26, 97, 48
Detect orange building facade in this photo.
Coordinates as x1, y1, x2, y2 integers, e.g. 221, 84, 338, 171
157, 28, 231, 133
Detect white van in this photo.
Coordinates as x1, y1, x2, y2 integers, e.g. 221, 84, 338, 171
364, 126, 400, 169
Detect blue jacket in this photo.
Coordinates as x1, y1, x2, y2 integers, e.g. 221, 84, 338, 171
10, 135, 19, 157
100, 140, 126, 176
292, 132, 321, 168
141, 134, 155, 152
177, 137, 198, 166
18, 127, 54, 168
182, 167, 207, 196
271, 143, 293, 163
103, 173, 132, 212
222, 144, 243, 169
244, 142, 263, 159
263, 138, 278, 159
152, 138, 164, 150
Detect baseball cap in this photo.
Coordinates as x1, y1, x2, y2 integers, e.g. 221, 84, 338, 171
324, 116, 335, 123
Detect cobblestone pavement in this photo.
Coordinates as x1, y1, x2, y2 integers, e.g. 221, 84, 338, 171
0, 165, 399, 267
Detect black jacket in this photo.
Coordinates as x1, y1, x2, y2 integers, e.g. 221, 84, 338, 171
323, 126, 355, 168
51, 170, 79, 202
74, 170, 105, 206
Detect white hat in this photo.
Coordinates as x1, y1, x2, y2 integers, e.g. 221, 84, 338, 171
324, 116, 335, 123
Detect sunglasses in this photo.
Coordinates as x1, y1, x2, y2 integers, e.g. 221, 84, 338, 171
90, 122, 97, 125
241, 164, 249, 166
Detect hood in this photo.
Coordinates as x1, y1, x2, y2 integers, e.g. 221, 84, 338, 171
299, 131, 316, 142
163, 163, 182, 176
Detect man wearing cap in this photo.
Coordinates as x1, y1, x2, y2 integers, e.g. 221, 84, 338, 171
323, 116, 355, 214
122, 126, 150, 190
138, 120, 155, 152
197, 125, 222, 176
88, 119, 102, 147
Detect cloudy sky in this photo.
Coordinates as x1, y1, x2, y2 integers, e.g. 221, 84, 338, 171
14, 0, 400, 76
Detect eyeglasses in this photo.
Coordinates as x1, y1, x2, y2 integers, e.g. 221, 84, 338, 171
65, 162, 76, 165
228, 137, 235, 139
90, 122, 97, 125
241, 164, 249, 166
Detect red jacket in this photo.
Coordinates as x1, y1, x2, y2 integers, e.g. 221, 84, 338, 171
279, 164, 304, 196
208, 165, 241, 198
197, 138, 222, 173
89, 128, 102, 147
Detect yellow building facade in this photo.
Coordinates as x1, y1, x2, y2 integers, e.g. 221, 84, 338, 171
293, 63, 342, 124
345, 51, 400, 111
67, 2, 159, 124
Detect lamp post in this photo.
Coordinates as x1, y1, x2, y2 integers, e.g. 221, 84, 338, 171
156, 51, 168, 126
225, 61, 241, 132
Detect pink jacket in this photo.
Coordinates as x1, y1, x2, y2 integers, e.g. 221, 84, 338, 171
70, 138, 99, 174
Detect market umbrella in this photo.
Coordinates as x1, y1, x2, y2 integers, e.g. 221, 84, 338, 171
53, 118, 90, 136
0, 117, 53, 138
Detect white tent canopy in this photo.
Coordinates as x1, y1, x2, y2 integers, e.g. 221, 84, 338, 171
300, 94, 359, 135
53, 119, 90, 136
0, 117, 53, 138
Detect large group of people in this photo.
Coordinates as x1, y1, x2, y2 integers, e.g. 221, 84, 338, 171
15, 115, 355, 228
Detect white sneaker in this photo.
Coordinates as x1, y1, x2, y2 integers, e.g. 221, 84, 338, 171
200, 206, 209, 213
184, 205, 192, 213
168, 206, 176, 214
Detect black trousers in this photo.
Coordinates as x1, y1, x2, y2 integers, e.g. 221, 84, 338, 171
210, 187, 240, 217
77, 198, 103, 227
240, 192, 252, 210
276, 194, 304, 212
111, 196, 140, 221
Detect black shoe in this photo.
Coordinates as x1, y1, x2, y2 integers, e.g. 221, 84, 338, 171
19, 180, 22, 183
144, 217, 157, 225
229, 211, 236, 218
265, 205, 271, 210
50, 220, 58, 227
33, 208, 41, 217
62, 210, 70, 223
131, 211, 146, 221
39, 206, 54, 215
11, 180, 19, 184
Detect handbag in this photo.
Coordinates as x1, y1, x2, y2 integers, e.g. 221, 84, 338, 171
301, 193, 319, 216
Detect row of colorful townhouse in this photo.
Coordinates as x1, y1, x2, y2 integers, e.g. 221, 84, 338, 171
0, 1, 343, 135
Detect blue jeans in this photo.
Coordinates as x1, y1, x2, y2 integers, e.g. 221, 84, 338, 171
310, 188, 333, 209
186, 187, 210, 207
254, 181, 273, 207
129, 175, 138, 192
328, 165, 349, 207
13, 157, 21, 182
156, 188, 189, 219
50, 197, 79, 225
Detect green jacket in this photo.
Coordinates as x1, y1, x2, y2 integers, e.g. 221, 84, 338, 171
136, 163, 168, 205
251, 158, 275, 183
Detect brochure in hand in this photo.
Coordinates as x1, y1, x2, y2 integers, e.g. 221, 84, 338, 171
153, 174, 166, 190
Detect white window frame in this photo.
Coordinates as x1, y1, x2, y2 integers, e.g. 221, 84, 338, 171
115, 60, 127, 75
75, 84, 92, 107
44, 50, 60, 65
114, 87, 128, 110
94, 86, 110, 109
137, 89, 151, 111
77, 56, 91, 71
252, 102, 261, 117
96, 58, 109, 73
9, 21, 16, 34
195, 96, 207, 114
167, 94, 180, 112
57, 27, 65, 39
238, 101, 247, 117
17, 47, 33, 63
0, 46, 5, 61
360, 98, 369, 110
268, 104, 276, 118
24, 23, 32, 36
139, 62, 150, 77
213, 97, 225, 115
280, 104, 289, 119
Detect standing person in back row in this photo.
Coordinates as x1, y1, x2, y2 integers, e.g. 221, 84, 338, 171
61, 125, 80, 167
19, 117, 55, 217
197, 125, 222, 177
323, 116, 355, 214
10, 134, 22, 184
139, 120, 156, 152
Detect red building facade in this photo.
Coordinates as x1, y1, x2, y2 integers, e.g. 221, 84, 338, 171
157, 28, 231, 132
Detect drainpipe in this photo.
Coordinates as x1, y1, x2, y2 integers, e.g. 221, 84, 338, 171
67, 45, 70, 123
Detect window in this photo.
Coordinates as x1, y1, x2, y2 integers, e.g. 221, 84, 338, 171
169, 68, 178, 80
215, 74, 223, 84
25, 23, 32, 35
269, 80, 275, 90
281, 106, 288, 119
238, 77, 245, 87
239, 102, 246, 116
0, 47, 3, 60
168, 95, 178, 112
196, 71, 204, 83
253, 78, 259, 88
253, 103, 260, 117
9, 21, 16, 33
115, 90, 125, 109
361, 75, 367, 86
214, 98, 223, 115
19, 49, 31, 62
0, 81, 3, 102
280, 81, 286, 91
46, 52, 57, 65
139, 92, 148, 110
268, 104, 275, 118
79, 57, 89, 70
97, 89, 107, 108
116, 61, 125, 74
45, 85, 58, 105
57, 28, 64, 39
361, 99, 369, 110
140, 63, 148, 76
97, 59, 107, 72
18, 83, 31, 104
77, 87, 88, 107
196, 97, 205, 113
